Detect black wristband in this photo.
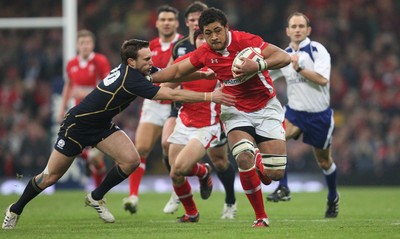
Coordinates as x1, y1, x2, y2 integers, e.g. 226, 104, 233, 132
296, 67, 303, 73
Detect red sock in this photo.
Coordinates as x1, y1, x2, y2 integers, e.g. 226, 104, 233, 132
92, 161, 106, 187
173, 178, 198, 216
128, 157, 146, 196
255, 149, 264, 174
188, 163, 207, 178
239, 168, 267, 219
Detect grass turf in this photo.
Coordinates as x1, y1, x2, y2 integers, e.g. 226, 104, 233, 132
1, 187, 399, 239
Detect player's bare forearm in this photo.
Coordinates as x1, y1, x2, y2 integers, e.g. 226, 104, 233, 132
263, 44, 291, 70
154, 86, 235, 106
160, 82, 180, 89
151, 58, 198, 83
298, 69, 328, 86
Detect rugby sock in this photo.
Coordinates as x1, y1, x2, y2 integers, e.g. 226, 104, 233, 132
162, 154, 171, 172
323, 162, 337, 201
239, 167, 267, 219
216, 163, 236, 205
11, 177, 43, 215
279, 165, 289, 188
92, 165, 128, 200
128, 157, 146, 196
188, 163, 207, 178
173, 178, 198, 216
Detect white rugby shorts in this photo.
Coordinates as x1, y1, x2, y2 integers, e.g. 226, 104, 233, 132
168, 117, 224, 149
139, 99, 171, 126
220, 96, 286, 140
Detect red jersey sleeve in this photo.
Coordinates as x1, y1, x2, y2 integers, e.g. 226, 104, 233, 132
189, 46, 207, 69
231, 30, 269, 51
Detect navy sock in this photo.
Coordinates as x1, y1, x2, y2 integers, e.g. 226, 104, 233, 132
216, 163, 236, 205
323, 163, 337, 201
279, 161, 289, 188
91, 165, 128, 200
11, 177, 43, 215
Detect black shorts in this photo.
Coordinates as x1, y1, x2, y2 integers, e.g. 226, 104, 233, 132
231, 126, 272, 144
54, 113, 121, 157
169, 101, 182, 118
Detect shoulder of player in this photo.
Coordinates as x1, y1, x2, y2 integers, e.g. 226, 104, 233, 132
67, 56, 79, 64
123, 64, 155, 83
228, 30, 263, 49
149, 37, 160, 48
173, 36, 190, 49
93, 52, 107, 58
310, 40, 330, 56
230, 29, 258, 39
93, 52, 110, 63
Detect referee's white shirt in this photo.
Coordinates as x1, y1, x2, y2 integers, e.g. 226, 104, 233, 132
269, 37, 331, 112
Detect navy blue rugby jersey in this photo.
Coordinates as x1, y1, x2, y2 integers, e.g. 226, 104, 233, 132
69, 64, 160, 126
172, 35, 196, 60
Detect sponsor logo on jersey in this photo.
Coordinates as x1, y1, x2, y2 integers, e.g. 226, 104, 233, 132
224, 77, 251, 86
177, 48, 187, 57
57, 139, 65, 149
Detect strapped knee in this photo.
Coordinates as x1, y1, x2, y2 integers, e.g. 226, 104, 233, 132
261, 154, 287, 170
231, 139, 255, 161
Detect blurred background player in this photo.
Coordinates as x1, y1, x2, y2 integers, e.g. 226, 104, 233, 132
162, 0, 209, 215
167, 30, 237, 222
122, 5, 182, 214
57, 29, 111, 189
170, 1, 208, 62
267, 12, 339, 218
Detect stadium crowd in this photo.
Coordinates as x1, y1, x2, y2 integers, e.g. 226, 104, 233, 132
0, 0, 399, 183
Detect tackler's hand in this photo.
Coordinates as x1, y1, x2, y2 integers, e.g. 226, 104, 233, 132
210, 84, 236, 106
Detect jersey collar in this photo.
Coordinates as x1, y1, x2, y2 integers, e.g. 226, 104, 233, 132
288, 37, 311, 52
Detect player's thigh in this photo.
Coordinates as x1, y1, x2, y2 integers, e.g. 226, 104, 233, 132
135, 122, 162, 153
97, 130, 139, 168
39, 149, 75, 186
175, 139, 207, 171
258, 139, 286, 155
43, 149, 75, 177
285, 118, 301, 140
161, 117, 176, 151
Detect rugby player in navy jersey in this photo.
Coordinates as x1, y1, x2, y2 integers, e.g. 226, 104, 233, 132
2, 39, 235, 229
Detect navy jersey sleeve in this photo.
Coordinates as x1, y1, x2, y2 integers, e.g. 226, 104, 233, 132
123, 65, 160, 99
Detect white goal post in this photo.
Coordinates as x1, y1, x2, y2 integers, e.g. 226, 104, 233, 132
0, 0, 77, 72
0, 0, 82, 188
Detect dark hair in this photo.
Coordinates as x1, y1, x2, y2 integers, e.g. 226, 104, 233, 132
184, 1, 208, 19
198, 7, 227, 32
77, 29, 96, 43
287, 12, 311, 27
193, 28, 203, 44
120, 39, 149, 64
157, 5, 179, 19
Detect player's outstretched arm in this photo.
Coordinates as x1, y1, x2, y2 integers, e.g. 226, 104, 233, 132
262, 43, 291, 70
153, 84, 235, 106
151, 58, 216, 83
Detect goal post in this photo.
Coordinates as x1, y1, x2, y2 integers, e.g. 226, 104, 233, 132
0, 0, 86, 190
0, 0, 77, 73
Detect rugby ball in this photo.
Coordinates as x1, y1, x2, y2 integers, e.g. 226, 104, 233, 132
231, 47, 264, 81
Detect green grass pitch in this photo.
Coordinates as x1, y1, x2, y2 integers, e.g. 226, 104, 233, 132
1, 187, 399, 239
